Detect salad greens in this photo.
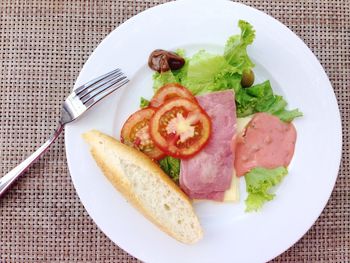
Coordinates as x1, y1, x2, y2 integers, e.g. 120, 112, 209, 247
236, 80, 303, 121
152, 20, 302, 123
244, 167, 288, 212
159, 156, 180, 184
153, 70, 179, 91
140, 97, 150, 108
224, 20, 255, 72
182, 51, 242, 95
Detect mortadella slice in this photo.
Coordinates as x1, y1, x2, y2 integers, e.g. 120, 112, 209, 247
180, 90, 236, 201
235, 112, 297, 177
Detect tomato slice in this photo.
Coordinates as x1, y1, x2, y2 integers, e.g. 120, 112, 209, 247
149, 98, 211, 159
150, 83, 197, 108
121, 107, 165, 160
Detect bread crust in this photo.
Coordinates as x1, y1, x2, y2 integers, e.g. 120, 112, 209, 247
83, 130, 203, 244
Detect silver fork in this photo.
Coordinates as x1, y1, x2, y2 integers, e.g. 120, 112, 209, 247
0, 68, 129, 197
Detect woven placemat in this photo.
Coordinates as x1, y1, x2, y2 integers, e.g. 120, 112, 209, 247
0, 0, 348, 262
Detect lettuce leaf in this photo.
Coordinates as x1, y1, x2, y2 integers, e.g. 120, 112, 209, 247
180, 19, 256, 95
245, 167, 288, 212
153, 71, 178, 91
236, 80, 303, 121
224, 20, 255, 72
174, 48, 186, 57
273, 109, 303, 122
182, 50, 241, 95
159, 156, 180, 184
139, 97, 150, 108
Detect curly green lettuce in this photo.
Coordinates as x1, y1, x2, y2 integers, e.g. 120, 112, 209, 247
245, 167, 288, 212
139, 97, 150, 108
224, 20, 255, 72
182, 50, 242, 94
159, 156, 180, 184
236, 80, 303, 121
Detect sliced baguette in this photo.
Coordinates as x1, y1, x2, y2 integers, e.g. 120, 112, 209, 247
82, 130, 203, 244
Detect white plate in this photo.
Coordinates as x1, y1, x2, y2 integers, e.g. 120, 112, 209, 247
65, 1, 342, 262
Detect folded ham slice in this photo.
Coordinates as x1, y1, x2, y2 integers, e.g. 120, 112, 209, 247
180, 90, 236, 201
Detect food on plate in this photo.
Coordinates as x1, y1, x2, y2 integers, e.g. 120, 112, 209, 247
241, 69, 255, 88
83, 130, 203, 244
159, 156, 180, 184
152, 20, 255, 94
235, 112, 297, 177
235, 80, 302, 121
180, 90, 237, 201
222, 171, 240, 202
126, 84, 211, 160
150, 83, 197, 108
119, 20, 303, 212
244, 167, 288, 212
234, 113, 296, 211
121, 107, 165, 160
140, 97, 150, 108
149, 98, 211, 159
148, 49, 185, 73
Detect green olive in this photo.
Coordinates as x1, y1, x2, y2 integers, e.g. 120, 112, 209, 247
241, 69, 255, 88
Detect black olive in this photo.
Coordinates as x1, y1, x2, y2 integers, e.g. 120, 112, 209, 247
148, 49, 185, 73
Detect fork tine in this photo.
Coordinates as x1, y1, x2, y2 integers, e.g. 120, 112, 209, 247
84, 77, 129, 108
81, 74, 128, 104
74, 68, 121, 95
77, 70, 124, 100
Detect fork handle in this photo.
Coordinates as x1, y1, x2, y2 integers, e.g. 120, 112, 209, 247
0, 125, 64, 198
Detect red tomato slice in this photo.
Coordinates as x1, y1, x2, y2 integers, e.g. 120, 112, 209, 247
150, 83, 197, 108
149, 98, 211, 159
121, 107, 165, 160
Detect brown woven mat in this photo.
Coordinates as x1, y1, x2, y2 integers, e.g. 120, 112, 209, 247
0, 0, 348, 262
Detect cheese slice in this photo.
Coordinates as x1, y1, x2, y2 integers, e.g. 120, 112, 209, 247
236, 116, 253, 135
223, 170, 240, 202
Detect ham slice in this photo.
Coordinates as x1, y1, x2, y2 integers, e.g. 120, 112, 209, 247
180, 90, 236, 201
235, 112, 297, 177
